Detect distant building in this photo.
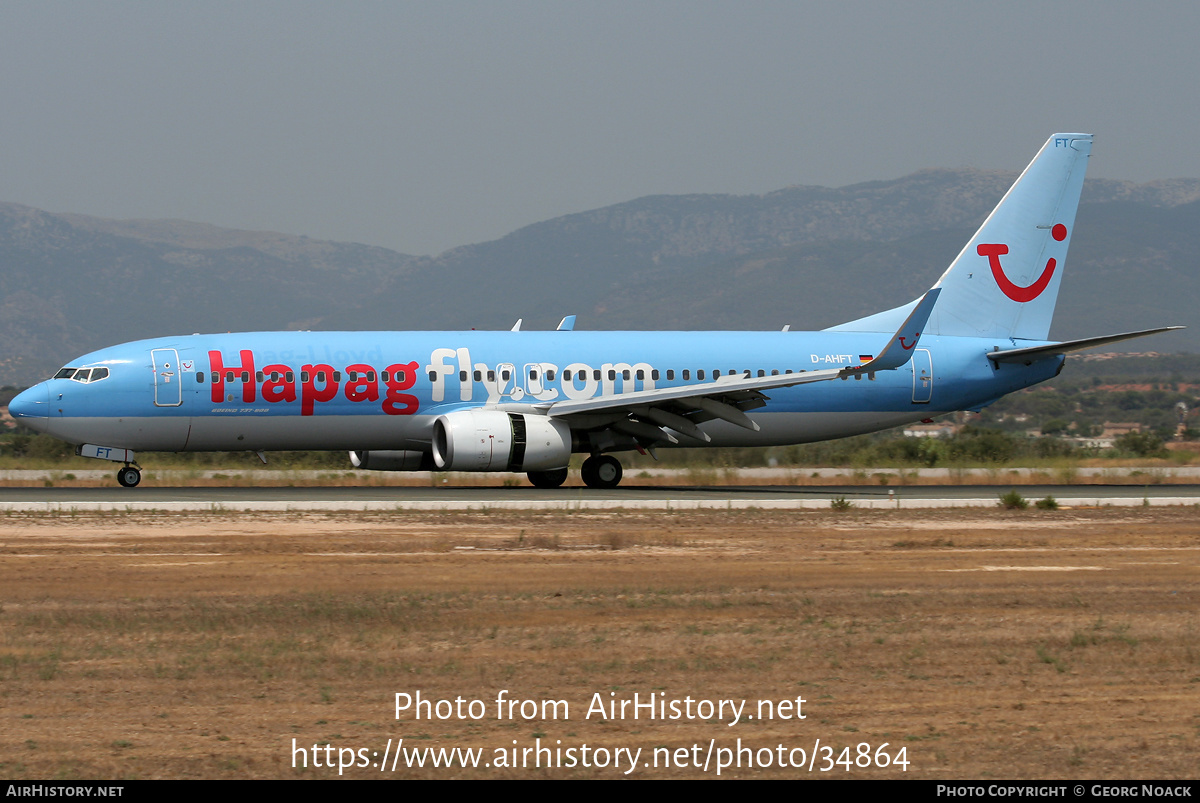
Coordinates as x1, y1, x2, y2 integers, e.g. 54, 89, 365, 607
1101, 422, 1142, 439
902, 422, 958, 438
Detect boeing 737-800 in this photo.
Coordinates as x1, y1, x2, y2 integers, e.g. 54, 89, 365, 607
7, 133, 1182, 488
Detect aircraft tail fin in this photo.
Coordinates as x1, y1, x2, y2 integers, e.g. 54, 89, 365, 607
927, 133, 1091, 340
830, 133, 1092, 341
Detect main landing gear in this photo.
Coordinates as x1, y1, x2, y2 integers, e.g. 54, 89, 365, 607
526, 455, 624, 489
116, 464, 142, 488
580, 454, 622, 489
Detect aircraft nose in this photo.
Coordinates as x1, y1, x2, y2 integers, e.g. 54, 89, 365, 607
9, 384, 50, 421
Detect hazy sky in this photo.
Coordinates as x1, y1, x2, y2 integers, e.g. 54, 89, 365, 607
2, 1, 1198, 255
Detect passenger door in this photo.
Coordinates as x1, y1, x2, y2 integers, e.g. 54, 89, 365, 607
151, 348, 183, 407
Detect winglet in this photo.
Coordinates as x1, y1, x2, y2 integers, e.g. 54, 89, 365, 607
852, 288, 940, 373
557, 315, 576, 331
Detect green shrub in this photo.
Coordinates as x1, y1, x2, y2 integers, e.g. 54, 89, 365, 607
998, 489, 1028, 510
1035, 495, 1059, 510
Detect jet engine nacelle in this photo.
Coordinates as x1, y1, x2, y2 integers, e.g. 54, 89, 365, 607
432, 410, 571, 471
349, 450, 435, 471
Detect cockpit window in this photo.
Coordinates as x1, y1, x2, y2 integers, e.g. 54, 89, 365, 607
58, 366, 110, 384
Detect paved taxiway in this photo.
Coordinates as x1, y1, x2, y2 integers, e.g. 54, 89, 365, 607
1, 484, 1197, 512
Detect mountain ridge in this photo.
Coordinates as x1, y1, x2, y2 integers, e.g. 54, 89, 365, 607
0, 166, 1195, 386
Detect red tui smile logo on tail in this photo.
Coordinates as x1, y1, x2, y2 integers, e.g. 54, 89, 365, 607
978, 224, 1067, 302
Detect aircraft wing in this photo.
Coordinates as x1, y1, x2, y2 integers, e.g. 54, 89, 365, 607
533, 290, 940, 444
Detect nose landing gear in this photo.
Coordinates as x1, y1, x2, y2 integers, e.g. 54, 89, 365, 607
75, 445, 141, 487
116, 464, 142, 488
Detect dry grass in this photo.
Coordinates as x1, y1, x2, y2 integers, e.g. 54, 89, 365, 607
1, 508, 1198, 778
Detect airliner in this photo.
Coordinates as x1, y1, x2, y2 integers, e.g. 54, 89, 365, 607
7, 133, 1182, 488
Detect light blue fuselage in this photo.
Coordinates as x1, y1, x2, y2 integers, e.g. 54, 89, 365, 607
10, 329, 1062, 453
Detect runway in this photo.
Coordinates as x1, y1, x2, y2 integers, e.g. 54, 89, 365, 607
1, 483, 1197, 512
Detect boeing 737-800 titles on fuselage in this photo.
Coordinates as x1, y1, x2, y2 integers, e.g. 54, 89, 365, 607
7, 134, 1183, 488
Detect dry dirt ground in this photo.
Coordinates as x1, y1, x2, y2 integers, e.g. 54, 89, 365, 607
1, 507, 1198, 779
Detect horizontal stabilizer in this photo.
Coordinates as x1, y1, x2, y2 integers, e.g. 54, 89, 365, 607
987, 326, 1185, 364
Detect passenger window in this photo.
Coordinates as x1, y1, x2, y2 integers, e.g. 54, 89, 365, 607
395, 371, 406, 382
593, 370, 601, 381
211, 372, 219, 383
608, 370, 616, 381
771, 369, 779, 376
666, 370, 674, 380
530, 369, 538, 380
256, 371, 264, 382
317, 371, 326, 383
333, 371, 341, 382
348, 371, 358, 381
367, 371, 376, 382
285, 371, 295, 382
459, 370, 467, 382
270, 372, 280, 381
682, 370, 690, 380
241, 371, 249, 383
197, 372, 204, 384
563, 370, 572, 380
651, 369, 659, 380
473, 370, 482, 382
698, 370, 705, 380
487, 370, 495, 382
226, 372, 235, 382
547, 370, 556, 381
428, 370, 436, 382
713, 370, 721, 378
622, 369, 630, 380
501, 369, 510, 381
301, 372, 310, 382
